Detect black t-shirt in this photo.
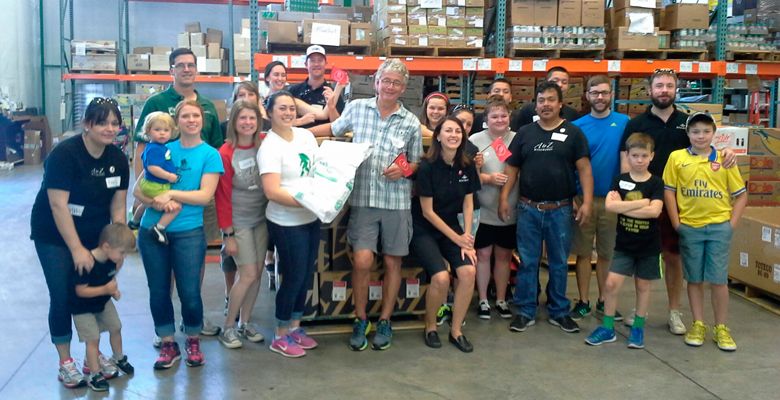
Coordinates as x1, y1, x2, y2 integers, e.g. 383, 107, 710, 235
612, 173, 664, 256
287, 78, 346, 129
621, 106, 689, 177
510, 103, 580, 132
413, 157, 481, 233
71, 259, 117, 314
506, 120, 590, 202
30, 135, 130, 249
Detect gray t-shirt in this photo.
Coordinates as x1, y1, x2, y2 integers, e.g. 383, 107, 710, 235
469, 129, 518, 226
218, 144, 268, 230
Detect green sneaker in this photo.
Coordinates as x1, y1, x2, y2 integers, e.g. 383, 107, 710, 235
349, 319, 371, 351
569, 301, 591, 321
595, 300, 623, 321
436, 304, 451, 326
372, 319, 393, 351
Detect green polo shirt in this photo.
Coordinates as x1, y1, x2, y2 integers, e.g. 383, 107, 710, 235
134, 85, 223, 148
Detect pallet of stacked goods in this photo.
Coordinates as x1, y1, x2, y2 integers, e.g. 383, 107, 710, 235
234, 18, 253, 74
605, 0, 664, 59
505, 0, 605, 58
376, 0, 485, 57
507, 76, 535, 112
70, 40, 117, 73
659, 1, 711, 60
264, 6, 373, 55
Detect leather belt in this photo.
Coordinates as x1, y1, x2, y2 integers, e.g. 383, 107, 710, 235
519, 197, 571, 211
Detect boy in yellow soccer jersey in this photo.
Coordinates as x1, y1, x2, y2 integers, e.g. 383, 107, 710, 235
662, 113, 747, 352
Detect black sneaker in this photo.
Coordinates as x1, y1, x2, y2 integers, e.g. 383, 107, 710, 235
436, 304, 451, 326
569, 300, 591, 321
112, 355, 134, 375
595, 300, 623, 321
88, 373, 109, 392
548, 315, 581, 333
509, 315, 535, 332
150, 225, 169, 245
495, 300, 512, 319
478, 300, 491, 320
127, 220, 140, 230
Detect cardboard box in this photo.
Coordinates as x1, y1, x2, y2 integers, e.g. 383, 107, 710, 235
267, 21, 299, 44
133, 46, 153, 54
510, 0, 534, 25
190, 32, 205, 46
611, 7, 655, 28
190, 44, 207, 58
149, 54, 169, 72
235, 59, 251, 75
207, 43, 221, 59
747, 181, 780, 206
748, 128, 780, 156
662, 4, 709, 30
581, 0, 605, 26
557, 0, 581, 26
350, 22, 373, 46
737, 155, 780, 181
126, 53, 150, 72
713, 126, 748, 154
728, 207, 780, 295
303, 19, 350, 46
613, 0, 656, 8
534, 0, 558, 26
184, 21, 201, 33
277, 11, 313, 22
206, 28, 223, 45
607, 27, 659, 50
23, 130, 41, 165
71, 54, 116, 72
196, 57, 222, 74
234, 34, 251, 52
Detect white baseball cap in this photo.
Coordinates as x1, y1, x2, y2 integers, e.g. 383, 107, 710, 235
306, 45, 326, 60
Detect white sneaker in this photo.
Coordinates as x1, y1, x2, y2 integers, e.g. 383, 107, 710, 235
239, 322, 265, 343
668, 309, 687, 335
478, 300, 491, 320
624, 309, 636, 327
153, 335, 162, 348
219, 327, 243, 349
201, 317, 221, 336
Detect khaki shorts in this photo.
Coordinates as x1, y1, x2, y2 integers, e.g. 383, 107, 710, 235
572, 196, 617, 260
347, 207, 412, 257
73, 300, 122, 342
233, 223, 270, 266
203, 199, 220, 243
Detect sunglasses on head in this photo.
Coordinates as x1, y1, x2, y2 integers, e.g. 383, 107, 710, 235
90, 97, 118, 106
452, 104, 473, 112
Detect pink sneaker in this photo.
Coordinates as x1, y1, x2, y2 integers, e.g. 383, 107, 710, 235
290, 327, 318, 350
269, 335, 306, 358
185, 337, 205, 367
153, 341, 181, 370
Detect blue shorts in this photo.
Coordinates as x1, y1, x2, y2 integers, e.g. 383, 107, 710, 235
678, 221, 732, 285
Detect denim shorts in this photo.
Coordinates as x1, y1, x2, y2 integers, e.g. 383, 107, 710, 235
678, 221, 732, 284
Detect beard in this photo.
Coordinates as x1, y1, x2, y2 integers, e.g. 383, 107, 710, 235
589, 101, 609, 113
651, 95, 674, 109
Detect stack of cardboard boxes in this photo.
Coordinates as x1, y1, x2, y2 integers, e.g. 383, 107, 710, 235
506, 0, 605, 53
616, 77, 650, 118
127, 47, 171, 73
177, 23, 228, 75
375, 0, 486, 53
605, 0, 660, 51
71, 40, 117, 72
261, 6, 373, 51
661, 2, 712, 50
737, 127, 780, 207
234, 18, 253, 74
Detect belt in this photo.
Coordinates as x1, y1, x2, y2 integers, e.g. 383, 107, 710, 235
519, 197, 571, 211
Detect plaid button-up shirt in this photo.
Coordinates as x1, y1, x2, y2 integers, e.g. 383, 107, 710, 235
331, 97, 423, 210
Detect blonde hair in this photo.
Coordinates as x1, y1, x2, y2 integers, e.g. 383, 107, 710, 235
226, 99, 263, 149
99, 223, 136, 252
142, 111, 178, 141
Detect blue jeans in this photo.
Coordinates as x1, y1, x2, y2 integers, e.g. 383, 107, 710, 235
138, 227, 206, 337
513, 202, 573, 320
268, 220, 319, 328
34, 241, 75, 344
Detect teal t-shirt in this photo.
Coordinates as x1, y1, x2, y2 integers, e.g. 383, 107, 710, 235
141, 140, 224, 232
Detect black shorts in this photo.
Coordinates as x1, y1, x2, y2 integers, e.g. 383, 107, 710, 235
474, 223, 516, 250
410, 224, 473, 276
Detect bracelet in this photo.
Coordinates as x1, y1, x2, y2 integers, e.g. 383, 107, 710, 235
222, 231, 235, 238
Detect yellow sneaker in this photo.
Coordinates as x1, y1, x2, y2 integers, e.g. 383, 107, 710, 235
684, 320, 706, 347
713, 324, 737, 352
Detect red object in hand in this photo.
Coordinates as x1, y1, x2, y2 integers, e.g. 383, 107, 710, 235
330, 67, 349, 85
491, 137, 512, 162
393, 153, 414, 177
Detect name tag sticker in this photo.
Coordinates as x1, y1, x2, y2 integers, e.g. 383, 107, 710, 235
68, 204, 85, 217
551, 133, 568, 142
619, 180, 636, 191
532, 115, 540, 123
248, 185, 259, 191
238, 158, 255, 170
106, 176, 121, 188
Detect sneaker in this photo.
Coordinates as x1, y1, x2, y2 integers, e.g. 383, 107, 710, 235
219, 327, 243, 349
87, 373, 109, 392
201, 318, 221, 336
270, 335, 305, 358
509, 315, 536, 332
223, 297, 229, 316
127, 220, 140, 230
713, 324, 737, 352
349, 319, 371, 351
372, 319, 393, 351
569, 300, 591, 321
495, 300, 512, 319
290, 327, 318, 350
58, 358, 86, 388
628, 327, 645, 349
150, 225, 168, 245
112, 355, 134, 375
238, 322, 265, 343
668, 310, 687, 335
548, 315, 581, 333
624, 309, 636, 327
82, 353, 118, 379
478, 300, 491, 320
584, 326, 616, 346
185, 337, 205, 367
684, 320, 707, 347
266, 264, 277, 291
152, 335, 162, 348
153, 341, 181, 370
595, 300, 623, 321
436, 304, 451, 326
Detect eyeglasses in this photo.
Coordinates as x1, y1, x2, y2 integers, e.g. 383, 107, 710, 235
380, 78, 404, 88
90, 97, 118, 106
587, 90, 612, 97
172, 62, 197, 70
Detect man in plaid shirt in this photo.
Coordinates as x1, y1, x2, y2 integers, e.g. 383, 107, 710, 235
330, 59, 423, 351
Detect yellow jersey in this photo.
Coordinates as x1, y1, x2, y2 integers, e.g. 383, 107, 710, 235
662, 147, 746, 228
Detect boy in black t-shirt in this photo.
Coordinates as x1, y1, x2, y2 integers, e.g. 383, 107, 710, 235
72, 224, 136, 392
585, 133, 664, 349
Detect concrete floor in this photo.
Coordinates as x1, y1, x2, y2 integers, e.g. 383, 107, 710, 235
1, 164, 779, 400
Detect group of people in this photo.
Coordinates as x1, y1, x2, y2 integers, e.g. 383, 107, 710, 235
31, 44, 747, 392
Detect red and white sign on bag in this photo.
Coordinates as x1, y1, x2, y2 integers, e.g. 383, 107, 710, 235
490, 137, 512, 162
392, 153, 414, 177
330, 66, 349, 85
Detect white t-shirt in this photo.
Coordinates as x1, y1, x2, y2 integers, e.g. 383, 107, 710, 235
258, 127, 319, 226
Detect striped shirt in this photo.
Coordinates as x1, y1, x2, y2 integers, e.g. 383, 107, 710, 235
331, 97, 423, 210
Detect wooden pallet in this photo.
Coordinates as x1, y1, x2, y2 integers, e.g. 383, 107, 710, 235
729, 279, 780, 316
507, 47, 605, 59
724, 50, 779, 62
267, 42, 371, 56
379, 46, 484, 58
605, 49, 667, 60
663, 48, 709, 61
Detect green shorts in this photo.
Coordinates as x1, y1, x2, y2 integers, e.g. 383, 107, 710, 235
140, 178, 170, 198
